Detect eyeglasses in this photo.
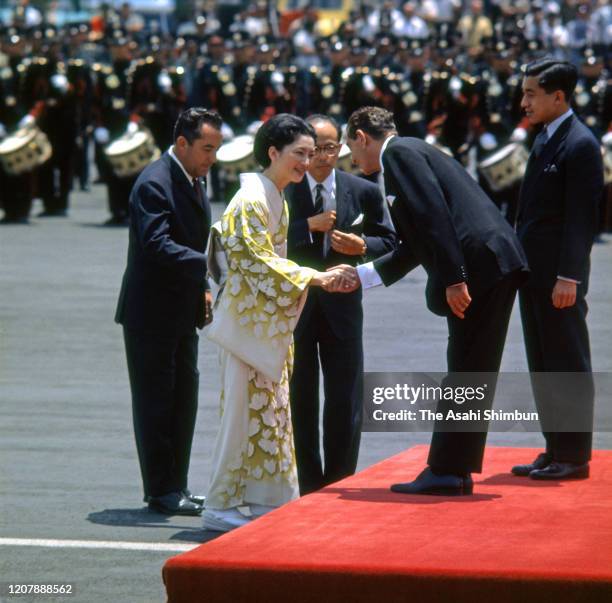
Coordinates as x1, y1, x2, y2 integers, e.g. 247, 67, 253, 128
314, 143, 341, 156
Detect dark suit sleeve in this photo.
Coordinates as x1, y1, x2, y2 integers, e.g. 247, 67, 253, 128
559, 137, 603, 281
373, 239, 420, 286
131, 180, 207, 284
360, 183, 397, 260
384, 146, 467, 287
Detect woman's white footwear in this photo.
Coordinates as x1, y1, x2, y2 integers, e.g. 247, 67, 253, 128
202, 507, 253, 532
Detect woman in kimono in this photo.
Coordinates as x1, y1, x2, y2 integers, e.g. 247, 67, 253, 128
203, 115, 353, 532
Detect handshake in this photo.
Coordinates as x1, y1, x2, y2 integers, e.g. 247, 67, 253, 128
312, 264, 360, 293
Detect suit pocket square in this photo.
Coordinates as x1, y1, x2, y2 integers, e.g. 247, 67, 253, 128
386, 195, 396, 207
544, 164, 558, 173
347, 213, 364, 235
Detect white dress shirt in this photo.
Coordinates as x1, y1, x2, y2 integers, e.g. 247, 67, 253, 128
306, 170, 336, 255
168, 145, 193, 185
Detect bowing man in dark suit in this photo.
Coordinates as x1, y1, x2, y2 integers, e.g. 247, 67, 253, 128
115, 108, 223, 515
286, 114, 396, 495
511, 58, 603, 481
339, 106, 529, 496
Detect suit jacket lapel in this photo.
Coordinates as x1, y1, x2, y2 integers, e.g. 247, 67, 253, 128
334, 170, 350, 228
524, 116, 573, 184
168, 154, 204, 212
519, 116, 574, 216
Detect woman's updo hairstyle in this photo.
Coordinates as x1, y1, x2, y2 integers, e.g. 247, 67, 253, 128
253, 114, 316, 168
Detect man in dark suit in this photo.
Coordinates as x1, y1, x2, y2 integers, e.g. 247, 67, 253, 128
286, 114, 396, 495
115, 108, 223, 515
511, 58, 603, 481
339, 106, 529, 496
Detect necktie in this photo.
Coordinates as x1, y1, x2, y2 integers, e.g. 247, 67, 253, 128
312, 183, 325, 254
193, 178, 203, 205
313, 183, 324, 214
531, 129, 548, 159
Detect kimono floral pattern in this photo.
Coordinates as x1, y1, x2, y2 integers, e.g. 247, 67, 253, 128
209, 184, 315, 508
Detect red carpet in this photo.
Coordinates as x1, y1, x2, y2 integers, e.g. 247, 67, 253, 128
163, 446, 612, 602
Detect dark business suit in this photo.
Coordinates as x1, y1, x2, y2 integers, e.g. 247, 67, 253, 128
375, 137, 529, 475
115, 151, 210, 499
516, 114, 603, 464
286, 169, 396, 494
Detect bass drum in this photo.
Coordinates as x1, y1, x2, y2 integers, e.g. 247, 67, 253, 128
104, 127, 161, 178
216, 135, 257, 181
478, 143, 529, 193
0, 126, 52, 175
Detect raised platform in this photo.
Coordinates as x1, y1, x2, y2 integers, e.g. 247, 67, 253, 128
163, 446, 612, 602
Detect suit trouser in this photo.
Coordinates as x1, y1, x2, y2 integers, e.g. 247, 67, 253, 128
290, 309, 363, 495
123, 328, 199, 498
427, 274, 520, 475
519, 284, 593, 464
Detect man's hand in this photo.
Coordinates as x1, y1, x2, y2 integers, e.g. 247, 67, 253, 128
308, 210, 336, 233
325, 264, 361, 293
330, 230, 367, 256
310, 265, 360, 292
446, 282, 472, 319
204, 290, 213, 325
552, 279, 577, 309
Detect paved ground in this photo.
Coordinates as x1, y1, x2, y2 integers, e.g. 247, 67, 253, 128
1, 186, 611, 603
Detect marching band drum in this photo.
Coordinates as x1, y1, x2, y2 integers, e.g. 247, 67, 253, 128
104, 126, 161, 179
216, 134, 258, 181
478, 142, 529, 193
0, 125, 52, 176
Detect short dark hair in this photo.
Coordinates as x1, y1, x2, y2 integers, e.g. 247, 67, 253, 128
173, 108, 222, 144
346, 106, 396, 140
523, 57, 578, 101
306, 113, 342, 142
253, 114, 315, 168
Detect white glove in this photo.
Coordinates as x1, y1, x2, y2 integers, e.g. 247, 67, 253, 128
94, 127, 110, 144
602, 131, 612, 148
18, 114, 35, 129
221, 122, 234, 141
479, 132, 497, 151
510, 127, 528, 143
157, 72, 172, 93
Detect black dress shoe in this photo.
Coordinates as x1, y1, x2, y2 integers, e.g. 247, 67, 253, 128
529, 461, 589, 481
511, 452, 552, 476
148, 492, 203, 516
390, 467, 473, 496
182, 489, 206, 506
38, 209, 67, 217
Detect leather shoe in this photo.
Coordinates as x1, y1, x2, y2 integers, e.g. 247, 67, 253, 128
390, 467, 473, 496
511, 452, 552, 476
529, 461, 589, 480
148, 491, 203, 516
182, 489, 206, 506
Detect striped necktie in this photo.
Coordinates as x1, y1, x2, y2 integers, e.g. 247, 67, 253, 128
313, 183, 324, 214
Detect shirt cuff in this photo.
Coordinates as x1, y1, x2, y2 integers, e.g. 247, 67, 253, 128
557, 276, 581, 284
357, 262, 383, 290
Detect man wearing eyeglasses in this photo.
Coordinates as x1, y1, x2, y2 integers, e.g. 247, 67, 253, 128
285, 114, 397, 495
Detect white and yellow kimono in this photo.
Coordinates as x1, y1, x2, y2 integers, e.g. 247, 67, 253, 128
206, 172, 316, 510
